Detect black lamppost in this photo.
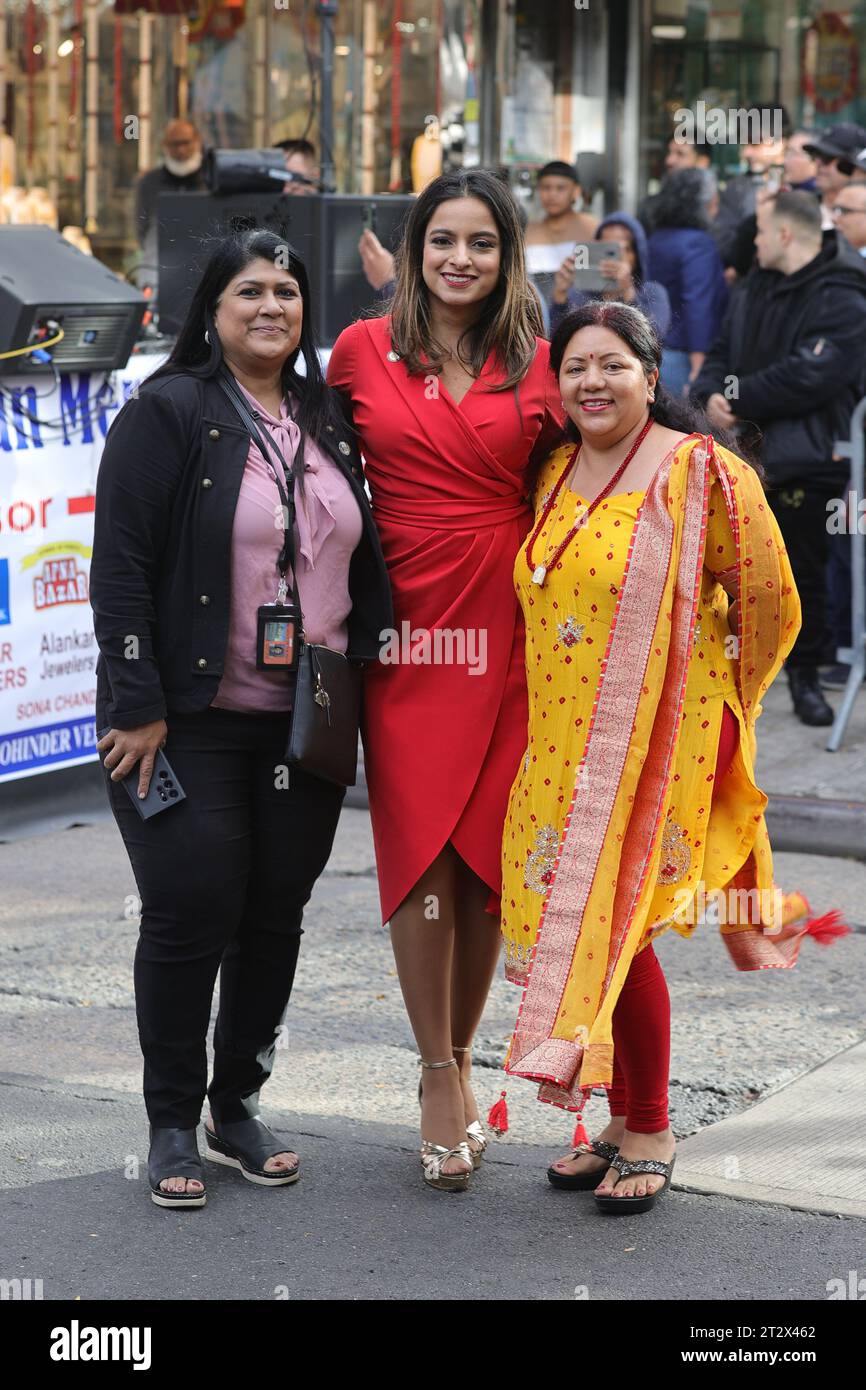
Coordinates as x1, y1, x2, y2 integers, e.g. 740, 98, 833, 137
316, 1, 338, 193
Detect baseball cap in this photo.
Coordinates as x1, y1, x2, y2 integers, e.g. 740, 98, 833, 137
803, 122, 866, 164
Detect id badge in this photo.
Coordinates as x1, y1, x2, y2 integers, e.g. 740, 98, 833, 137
256, 603, 299, 670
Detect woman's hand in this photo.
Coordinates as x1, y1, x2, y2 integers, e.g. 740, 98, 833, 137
358, 229, 396, 291
552, 252, 576, 304
599, 253, 635, 301
97, 720, 168, 799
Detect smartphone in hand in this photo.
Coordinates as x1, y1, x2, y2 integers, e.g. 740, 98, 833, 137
97, 728, 187, 820
572, 242, 620, 291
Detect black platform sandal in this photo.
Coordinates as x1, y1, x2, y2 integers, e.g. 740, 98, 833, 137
594, 1153, 676, 1215
547, 1139, 620, 1190
148, 1126, 207, 1209
203, 1115, 300, 1186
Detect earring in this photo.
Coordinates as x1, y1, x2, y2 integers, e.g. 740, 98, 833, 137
204, 329, 210, 344
648, 392, 655, 402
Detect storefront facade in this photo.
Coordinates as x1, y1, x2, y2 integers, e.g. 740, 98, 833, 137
641, 0, 866, 187
1, 0, 866, 271
0, 0, 637, 266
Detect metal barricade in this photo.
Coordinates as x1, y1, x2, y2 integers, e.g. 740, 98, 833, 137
826, 394, 866, 751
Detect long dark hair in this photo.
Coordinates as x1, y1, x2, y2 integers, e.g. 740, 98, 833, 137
146, 228, 347, 479
548, 300, 754, 466
386, 168, 543, 389
651, 167, 716, 231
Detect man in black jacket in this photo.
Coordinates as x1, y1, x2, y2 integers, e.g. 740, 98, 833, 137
691, 189, 866, 725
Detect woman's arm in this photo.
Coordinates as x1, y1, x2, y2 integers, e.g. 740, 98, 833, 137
326, 322, 360, 399
704, 474, 740, 605
90, 385, 191, 733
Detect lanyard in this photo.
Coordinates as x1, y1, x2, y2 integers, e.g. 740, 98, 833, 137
217, 370, 306, 614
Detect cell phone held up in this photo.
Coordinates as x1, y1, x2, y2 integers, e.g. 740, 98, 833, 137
97, 727, 187, 820
571, 241, 619, 292
255, 601, 301, 671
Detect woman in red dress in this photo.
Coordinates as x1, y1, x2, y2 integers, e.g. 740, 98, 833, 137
328, 170, 564, 1189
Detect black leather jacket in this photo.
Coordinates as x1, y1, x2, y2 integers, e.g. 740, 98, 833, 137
91, 369, 393, 729
691, 231, 866, 486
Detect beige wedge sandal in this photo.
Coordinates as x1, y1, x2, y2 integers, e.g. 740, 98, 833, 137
453, 1045, 489, 1169
417, 1057, 473, 1192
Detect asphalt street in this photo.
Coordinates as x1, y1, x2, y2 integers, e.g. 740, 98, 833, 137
1, 806, 864, 1301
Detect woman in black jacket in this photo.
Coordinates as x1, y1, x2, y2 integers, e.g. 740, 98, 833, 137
90, 228, 392, 1208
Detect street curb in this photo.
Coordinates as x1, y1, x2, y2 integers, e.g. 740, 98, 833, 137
765, 794, 866, 863
674, 1036, 866, 1221
672, 1174, 866, 1221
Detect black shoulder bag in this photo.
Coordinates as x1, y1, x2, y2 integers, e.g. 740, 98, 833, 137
217, 371, 362, 787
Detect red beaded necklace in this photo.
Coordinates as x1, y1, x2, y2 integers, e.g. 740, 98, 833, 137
525, 415, 655, 586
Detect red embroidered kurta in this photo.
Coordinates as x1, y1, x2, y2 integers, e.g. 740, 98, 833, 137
327, 315, 564, 923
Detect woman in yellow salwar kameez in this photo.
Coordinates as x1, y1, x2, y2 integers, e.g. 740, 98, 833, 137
499, 302, 845, 1215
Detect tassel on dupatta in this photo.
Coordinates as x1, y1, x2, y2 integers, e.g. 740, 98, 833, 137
800, 910, 851, 944
487, 1090, 509, 1135
571, 1114, 590, 1147
778, 892, 851, 946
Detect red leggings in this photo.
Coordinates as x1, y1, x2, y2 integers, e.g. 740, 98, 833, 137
607, 704, 738, 1133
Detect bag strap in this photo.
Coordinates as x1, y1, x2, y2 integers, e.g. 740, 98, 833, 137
217, 369, 304, 623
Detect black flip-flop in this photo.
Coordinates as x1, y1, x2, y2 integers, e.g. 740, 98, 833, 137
148, 1125, 207, 1209
594, 1153, 676, 1214
204, 1115, 300, 1186
547, 1139, 620, 1190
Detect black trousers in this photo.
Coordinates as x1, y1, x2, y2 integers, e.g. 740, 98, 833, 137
767, 480, 841, 670
99, 704, 345, 1128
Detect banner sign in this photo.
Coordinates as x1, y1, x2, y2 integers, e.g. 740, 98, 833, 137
802, 12, 860, 116
0, 353, 165, 782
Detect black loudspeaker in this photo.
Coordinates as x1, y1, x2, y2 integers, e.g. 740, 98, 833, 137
156, 192, 414, 346
0, 226, 145, 372
317, 194, 414, 345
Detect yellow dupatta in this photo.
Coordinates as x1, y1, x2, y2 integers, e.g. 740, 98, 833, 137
504, 433, 801, 1113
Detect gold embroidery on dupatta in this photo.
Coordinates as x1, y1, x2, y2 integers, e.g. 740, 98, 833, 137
505, 937, 534, 983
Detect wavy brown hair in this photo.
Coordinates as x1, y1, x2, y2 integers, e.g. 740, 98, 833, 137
386, 169, 543, 391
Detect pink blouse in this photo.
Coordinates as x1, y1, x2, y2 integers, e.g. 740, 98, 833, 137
212, 381, 363, 714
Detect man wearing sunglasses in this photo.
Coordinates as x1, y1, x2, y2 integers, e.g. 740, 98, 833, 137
831, 184, 866, 256
803, 124, 866, 226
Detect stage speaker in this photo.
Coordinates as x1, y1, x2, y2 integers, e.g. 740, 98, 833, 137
317, 194, 414, 345
156, 192, 414, 346
0, 226, 146, 373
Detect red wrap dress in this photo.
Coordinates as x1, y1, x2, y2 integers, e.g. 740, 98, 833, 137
327, 315, 564, 924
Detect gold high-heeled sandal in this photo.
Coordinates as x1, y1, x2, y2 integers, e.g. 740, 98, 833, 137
453, 1044, 489, 1169
418, 1058, 472, 1192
